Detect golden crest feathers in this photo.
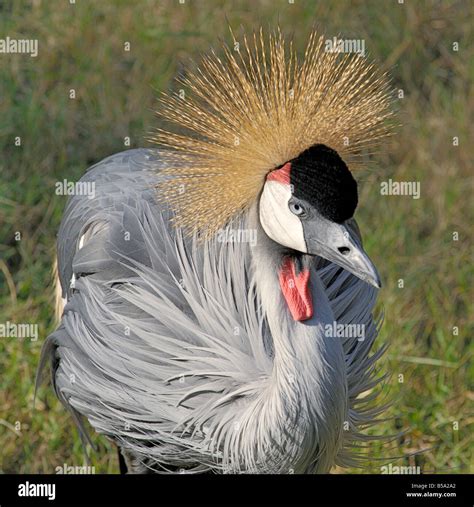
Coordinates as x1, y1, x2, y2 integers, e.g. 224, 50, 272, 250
152, 29, 393, 238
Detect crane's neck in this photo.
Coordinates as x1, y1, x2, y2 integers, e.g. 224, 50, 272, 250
246, 205, 347, 472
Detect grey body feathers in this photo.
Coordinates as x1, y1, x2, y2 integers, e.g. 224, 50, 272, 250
40, 149, 385, 473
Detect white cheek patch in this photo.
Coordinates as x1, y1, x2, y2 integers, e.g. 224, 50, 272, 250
259, 181, 307, 253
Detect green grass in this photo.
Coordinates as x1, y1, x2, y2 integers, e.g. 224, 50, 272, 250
0, 0, 472, 474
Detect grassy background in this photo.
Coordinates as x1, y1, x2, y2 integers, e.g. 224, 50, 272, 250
0, 0, 472, 474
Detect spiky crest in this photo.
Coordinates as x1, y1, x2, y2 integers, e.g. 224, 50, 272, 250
152, 29, 393, 238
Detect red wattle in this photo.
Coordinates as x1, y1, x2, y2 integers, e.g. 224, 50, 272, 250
278, 257, 313, 321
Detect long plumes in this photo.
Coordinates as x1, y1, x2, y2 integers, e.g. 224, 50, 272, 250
40, 150, 388, 473
152, 29, 393, 238
42, 205, 384, 473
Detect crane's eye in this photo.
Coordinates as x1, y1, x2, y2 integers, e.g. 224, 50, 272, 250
289, 202, 305, 216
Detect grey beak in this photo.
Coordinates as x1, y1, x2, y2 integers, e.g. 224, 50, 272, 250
304, 217, 381, 288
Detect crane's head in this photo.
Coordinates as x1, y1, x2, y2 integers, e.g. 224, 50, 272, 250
259, 144, 381, 288
154, 29, 393, 295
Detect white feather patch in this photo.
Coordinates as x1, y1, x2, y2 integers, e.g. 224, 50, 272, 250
259, 181, 307, 253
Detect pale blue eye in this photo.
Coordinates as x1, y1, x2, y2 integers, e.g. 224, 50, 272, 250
289, 202, 304, 216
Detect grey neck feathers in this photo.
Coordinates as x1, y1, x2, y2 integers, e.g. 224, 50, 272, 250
244, 204, 348, 472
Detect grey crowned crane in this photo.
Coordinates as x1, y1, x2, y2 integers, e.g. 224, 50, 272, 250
39, 30, 393, 473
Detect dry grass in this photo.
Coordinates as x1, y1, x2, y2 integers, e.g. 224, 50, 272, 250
0, 0, 472, 474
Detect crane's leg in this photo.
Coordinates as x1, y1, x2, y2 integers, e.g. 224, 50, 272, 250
117, 446, 128, 474
117, 447, 214, 474
118, 447, 161, 474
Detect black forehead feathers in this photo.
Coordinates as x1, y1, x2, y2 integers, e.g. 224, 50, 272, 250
289, 144, 358, 223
